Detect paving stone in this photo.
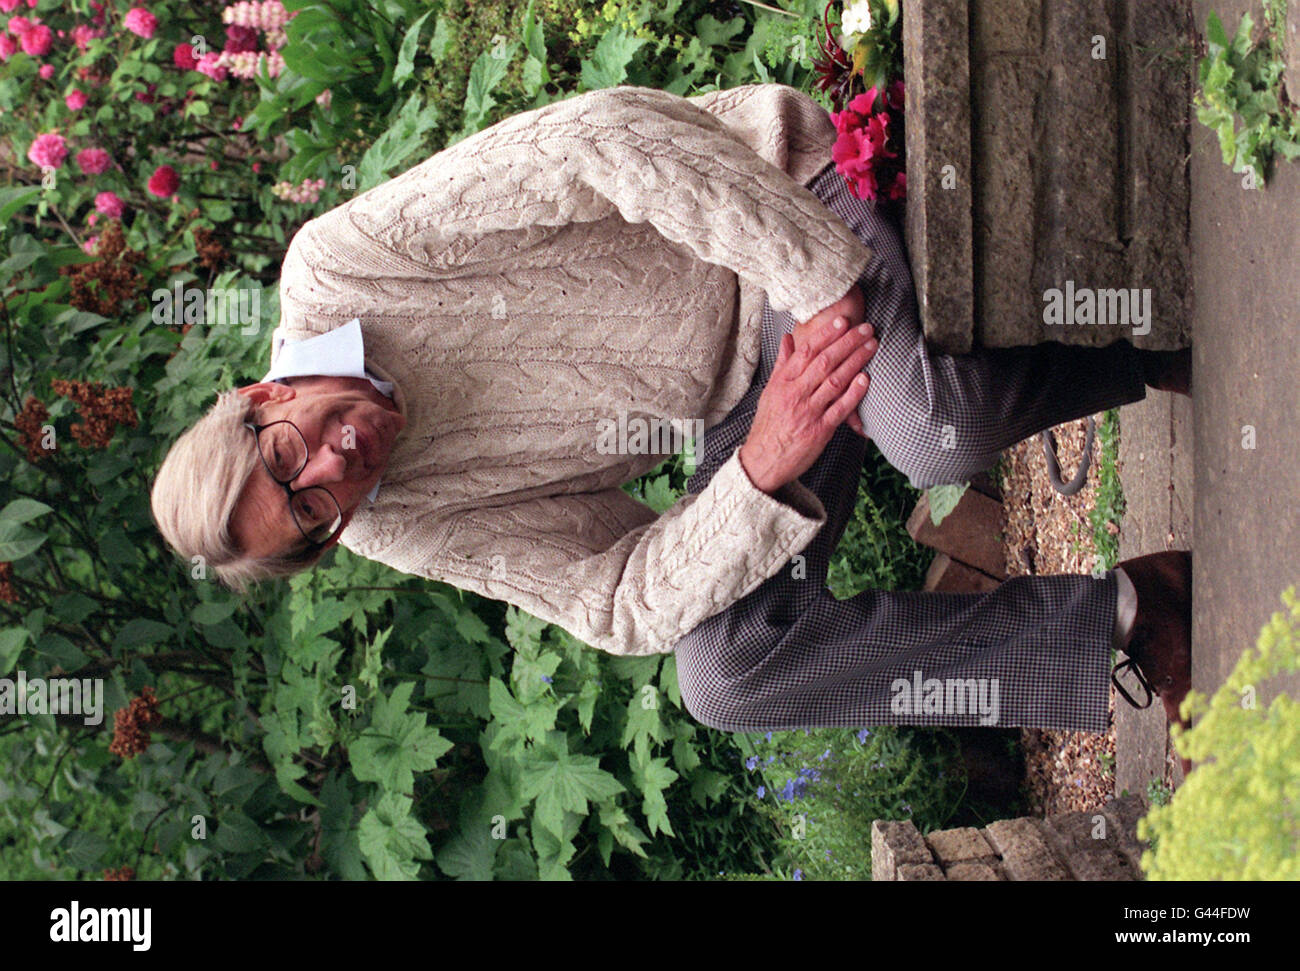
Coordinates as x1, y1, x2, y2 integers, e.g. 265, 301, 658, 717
897, 863, 946, 881
925, 826, 998, 864
983, 818, 1070, 880
945, 861, 1002, 881
923, 554, 1002, 594
906, 489, 1007, 578
871, 819, 933, 881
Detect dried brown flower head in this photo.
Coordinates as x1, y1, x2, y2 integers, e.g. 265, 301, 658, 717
50, 379, 138, 449
59, 219, 146, 317
14, 395, 54, 462
109, 686, 163, 759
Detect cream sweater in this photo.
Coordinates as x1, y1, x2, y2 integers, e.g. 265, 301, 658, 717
274, 83, 875, 656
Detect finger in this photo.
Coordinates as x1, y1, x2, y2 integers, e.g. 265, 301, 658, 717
822, 372, 870, 433
795, 324, 874, 398
847, 412, 866, 438
809, 337, 877, 413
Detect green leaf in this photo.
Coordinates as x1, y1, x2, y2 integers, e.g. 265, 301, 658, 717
349, 681, 453, 793
0, 628, 29, 676
429, 14, 453, 62
927, 482, 969, 526
461, 43, 517, 135
1206, 11, 1228, 50
358, 791, 432, 880
191, 598, 238, 626
629, 748, 678, 837
436, 821, 498, 880
516, 747, 625, 840
112, 619, 174, 650
0, 498, 52, 526
579, 26, 647, 91
393, 9, 433, 88
0, 521, 46, 562
212, 811, 268, 854
320, 771, 367, 880
60, 830, 110, 870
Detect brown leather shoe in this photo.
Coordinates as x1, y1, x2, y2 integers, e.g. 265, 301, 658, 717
1112, 550, 1193, 732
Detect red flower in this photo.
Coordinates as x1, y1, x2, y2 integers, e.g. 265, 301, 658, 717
173, 43, 197, 70
147, 164, 179, 197
224, 23, 258, 54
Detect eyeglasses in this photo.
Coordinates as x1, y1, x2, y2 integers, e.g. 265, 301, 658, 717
244, 419, 344, 549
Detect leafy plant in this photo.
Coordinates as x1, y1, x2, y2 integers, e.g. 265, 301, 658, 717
1138, 586, 1300, 879
1194, 1, 1300, 186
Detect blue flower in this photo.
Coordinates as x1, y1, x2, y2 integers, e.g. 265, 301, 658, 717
540, 675, 553, 683
793, 868, 803, 881
745, 756, 759, 771
764, 731, 773, 742
825, 849, 833, 860
856, 728, 872, 744
766, 755, 776, 765
756, 785, 766, 798
818, 748, 831, 761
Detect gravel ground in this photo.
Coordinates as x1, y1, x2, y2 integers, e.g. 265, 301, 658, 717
999, 416, 1119, 816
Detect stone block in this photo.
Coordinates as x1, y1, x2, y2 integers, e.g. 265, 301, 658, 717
1041, 810, 1142, 880
971, 0, 1043, 55
902, 0, 974, 355
1101, 793, 1150, 852
945, 861, 1002, 881
871, 819, 933, 881
983, 818, 1069, 880
924, 554, 1003, 594
1060, 848, 1140, 881
925, 826, 998, 864
897, 863, 946, 881
906, 488, 1007, 578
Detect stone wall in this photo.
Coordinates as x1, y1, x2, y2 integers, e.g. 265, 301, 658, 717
902, 0, 1193, 352
871, 793, 1149, 880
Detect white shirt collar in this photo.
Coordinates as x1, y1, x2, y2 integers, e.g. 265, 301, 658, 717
262, 318, 394, 503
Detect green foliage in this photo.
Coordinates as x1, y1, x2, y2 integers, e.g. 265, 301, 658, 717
926, 482, 968, 528
1195, 2, 1300, 186
1138, 586, 1300, 879
1088, 408, 1124, 571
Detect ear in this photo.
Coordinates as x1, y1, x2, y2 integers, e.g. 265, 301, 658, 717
236, 382, 296, 405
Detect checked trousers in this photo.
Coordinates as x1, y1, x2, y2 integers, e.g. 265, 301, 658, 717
673, 162, 1150, 735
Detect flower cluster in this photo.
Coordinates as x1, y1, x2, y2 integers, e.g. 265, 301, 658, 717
14, 395, 53, 463
60, 219, 146, 316
200, 2, 295, 80
830, 81, 906, 204
272, 177, 326, 204
109, 686, 162, 759
103, 865, 136, 881
0, 12, 53, 60
193, 225, 229, 272
26, 132, 67, 170
0, 561, 17, 604
50, 379, 139, 449
123, 7, 157, 39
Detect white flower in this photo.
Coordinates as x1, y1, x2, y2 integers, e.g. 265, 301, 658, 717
842, 0, 873, 36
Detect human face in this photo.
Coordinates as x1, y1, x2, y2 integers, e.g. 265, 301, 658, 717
230, 376, 406, 560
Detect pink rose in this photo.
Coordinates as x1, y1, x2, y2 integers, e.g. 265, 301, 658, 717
77, 148, 111, 174
0, 0, 21, 12
87, 212, 98, 226
173, 43, 197, 70
0, 34, 15, 61
65, 89, 88, 111
94, 191, 125, 217
123, 7, 157, 39
27, 132, 67, 170
147, 164, 179, 197
38, 62, 53, 78
196, 51, 228, 81
20, 22, 51, 55
7, 14, 30, 33
71, 24, 105, 52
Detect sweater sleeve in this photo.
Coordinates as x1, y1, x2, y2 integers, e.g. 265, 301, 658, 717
309, 84, 874, 325
363, 444, 829, 657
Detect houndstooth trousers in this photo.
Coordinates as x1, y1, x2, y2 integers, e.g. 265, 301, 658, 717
673, 162, 1149, 735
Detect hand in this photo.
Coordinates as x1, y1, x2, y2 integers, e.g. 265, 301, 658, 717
738, 311, 878, 495
793, 284, 870, 437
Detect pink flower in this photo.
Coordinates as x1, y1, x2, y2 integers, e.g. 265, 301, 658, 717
196, 51, 228, 81
76, 148, 110, 174
71, 24, 105, 52
123, 7, 157, 39
209, 159, 218, 170
82, 235, 99, 254
38, 62, 53, 78
0, 34, 15, 61
251, 161, 260, 173
0, 0, 20, 12
887, 171, 907, 201
25, 0, 35, 7
87, 212, 98, 226
20, 22, 51, 55
27, 132, 67, 170
847, 86, 880, 118
887, 80, 905, 110
64, 89, 88, 111
7, 14, 30, 34
147, 164, 179, 197
95, 191, 124, 217
173, 43, 197, 70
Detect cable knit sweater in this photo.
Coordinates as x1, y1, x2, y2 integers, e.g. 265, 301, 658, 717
274, 83, 876, 656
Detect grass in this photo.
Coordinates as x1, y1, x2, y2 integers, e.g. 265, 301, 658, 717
1089, 409, 1125, 572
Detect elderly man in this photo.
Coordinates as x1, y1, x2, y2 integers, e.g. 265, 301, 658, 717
152, 84, 1192, 747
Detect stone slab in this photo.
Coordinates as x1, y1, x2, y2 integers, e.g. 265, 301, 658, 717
924, 826, 997, 864
907, 489, 1008, 578
983, 818, 1070, 880
924, 553, 1003, 594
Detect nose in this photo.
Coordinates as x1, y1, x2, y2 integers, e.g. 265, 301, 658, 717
291, 443, 348, 490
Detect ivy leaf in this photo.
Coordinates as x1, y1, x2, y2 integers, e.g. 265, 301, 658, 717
350, 681, 453, 794
358, 791, 432, 880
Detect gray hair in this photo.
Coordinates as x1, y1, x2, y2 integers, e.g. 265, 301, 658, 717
150, 388, 327, 593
